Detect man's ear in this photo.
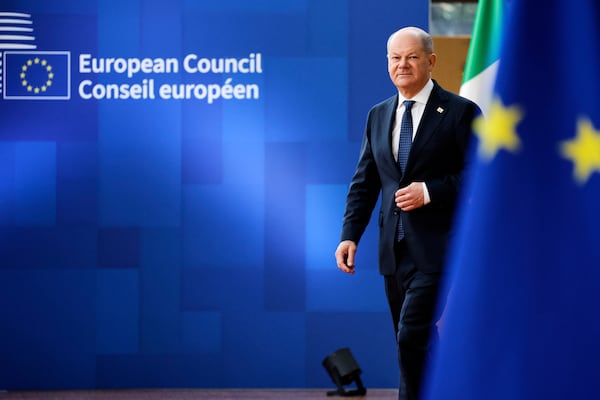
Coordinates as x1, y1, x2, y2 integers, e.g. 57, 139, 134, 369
429, 53, 437, 70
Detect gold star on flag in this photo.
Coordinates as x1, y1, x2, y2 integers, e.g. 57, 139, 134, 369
559, 117, 600, 184
473, 98, 523, 161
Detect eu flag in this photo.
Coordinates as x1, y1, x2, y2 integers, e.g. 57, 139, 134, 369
425, 1, 600, 399
3, 51, 70, 99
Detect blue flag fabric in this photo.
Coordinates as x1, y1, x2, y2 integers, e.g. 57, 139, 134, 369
425, 1, 600, 399
3, 51, 70, 99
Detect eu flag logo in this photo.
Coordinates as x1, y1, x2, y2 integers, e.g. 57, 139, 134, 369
3, 51, 70, 100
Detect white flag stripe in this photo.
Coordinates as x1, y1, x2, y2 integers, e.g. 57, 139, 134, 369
459, 61, 499, 116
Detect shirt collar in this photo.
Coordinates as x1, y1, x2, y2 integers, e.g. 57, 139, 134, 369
398, 79, 434, 107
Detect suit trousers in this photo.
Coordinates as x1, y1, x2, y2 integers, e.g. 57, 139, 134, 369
384, 240, 443, 400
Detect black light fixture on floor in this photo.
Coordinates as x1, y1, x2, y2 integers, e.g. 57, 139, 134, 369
322, 347, 367, 397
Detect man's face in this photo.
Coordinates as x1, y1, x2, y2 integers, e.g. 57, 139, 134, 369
387, 31, 436, 97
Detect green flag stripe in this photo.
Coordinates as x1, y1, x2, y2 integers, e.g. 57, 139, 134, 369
462, 0, 504, 83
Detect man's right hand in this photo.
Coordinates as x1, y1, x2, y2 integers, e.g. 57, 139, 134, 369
335, 240, 357, 274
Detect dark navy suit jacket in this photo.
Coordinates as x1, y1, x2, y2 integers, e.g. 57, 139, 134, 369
341, 81, 481, 276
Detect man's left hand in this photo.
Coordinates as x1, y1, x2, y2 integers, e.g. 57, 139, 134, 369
395, 182, 425, 211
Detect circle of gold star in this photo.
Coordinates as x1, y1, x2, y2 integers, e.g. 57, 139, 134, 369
559, 117, 600, 185
473, 97, 524, 161
20, 57, 54, 94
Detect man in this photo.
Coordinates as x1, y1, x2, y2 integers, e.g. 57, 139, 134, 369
335, 27, 481, 400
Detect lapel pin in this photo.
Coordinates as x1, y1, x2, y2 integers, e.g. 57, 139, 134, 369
437, 107, 444, 113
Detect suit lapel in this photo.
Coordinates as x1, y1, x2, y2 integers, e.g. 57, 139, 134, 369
408, 83, 448, 164
380, 96, 400, 172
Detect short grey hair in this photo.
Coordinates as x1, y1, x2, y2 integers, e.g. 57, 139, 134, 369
387, 27, 434, 54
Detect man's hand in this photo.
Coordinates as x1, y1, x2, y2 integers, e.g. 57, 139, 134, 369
335, 240, 357, 274
395, 182, 425, 211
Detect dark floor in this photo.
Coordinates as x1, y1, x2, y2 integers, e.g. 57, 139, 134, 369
0, 389, 399, 400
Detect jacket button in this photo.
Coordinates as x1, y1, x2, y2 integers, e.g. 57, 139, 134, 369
393, 210, 399, 216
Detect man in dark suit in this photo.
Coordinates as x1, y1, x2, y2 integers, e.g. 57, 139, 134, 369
335, 27, 481, 400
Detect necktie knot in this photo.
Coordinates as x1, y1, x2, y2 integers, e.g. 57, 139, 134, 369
403, 100, 415, 112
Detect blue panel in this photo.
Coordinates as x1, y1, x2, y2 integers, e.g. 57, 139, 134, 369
56, 182, 98, 225
307, 0, 348, 56
265, 57, 348, 142
222, 74, 265, 185
99, 101, 181, 227
141, 0, 183, 55
182, 11, 306, 56
222, 311, 305, 387
264, 143, 306, 311
35, 13, 98, 55
0, 102, 98, 142
183, 0, 307, 13
181, 101, 224, 184
222, 139, 264, 186
306, 269, 388, 312
182, 311, 222, 352
97, 228, 141, 268
305, 184, 346, 270
182, 184, 264, 268
96, 354, 225, 388
306, 184, 380, 274
181, 267, 263, 311
0, 269, 96, 389
14, 142, 56, 225
96, 269, 140, 354
181, 134, 223, 184
98, 0, 141, 56
0, 143, 15, 225
57, 142, 98, 182
0, 227, 97, 269
56, 136, 98, 227
139, 228, 182, 352
307, 141, 361, 183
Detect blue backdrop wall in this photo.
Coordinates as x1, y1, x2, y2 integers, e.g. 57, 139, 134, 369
0, 0, 428, 390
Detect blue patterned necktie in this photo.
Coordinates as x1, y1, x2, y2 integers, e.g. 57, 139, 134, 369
398, 100, 414, 173
396, 100, 414, 241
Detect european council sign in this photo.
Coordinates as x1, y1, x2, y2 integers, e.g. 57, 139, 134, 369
3, 51, 70, 100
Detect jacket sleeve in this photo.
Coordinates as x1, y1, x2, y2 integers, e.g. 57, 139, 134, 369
340, 110, 382, 243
